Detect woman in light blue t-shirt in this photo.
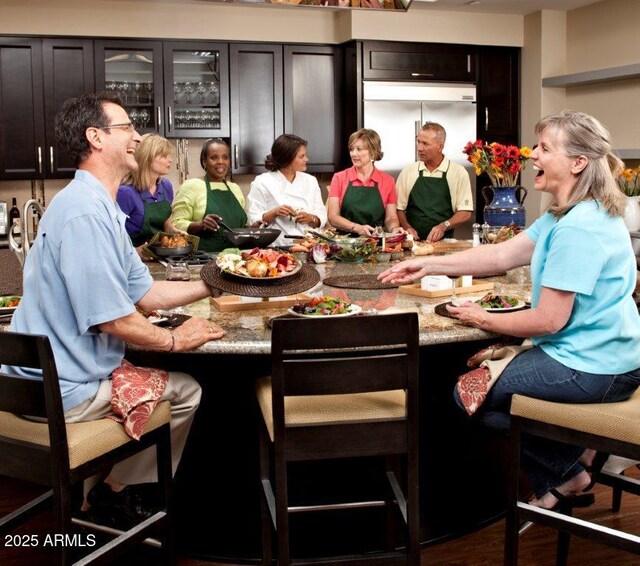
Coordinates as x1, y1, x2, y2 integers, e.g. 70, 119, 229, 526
379, 110, 640, 511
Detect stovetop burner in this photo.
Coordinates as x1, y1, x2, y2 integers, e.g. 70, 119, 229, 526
166, 251, 214, 266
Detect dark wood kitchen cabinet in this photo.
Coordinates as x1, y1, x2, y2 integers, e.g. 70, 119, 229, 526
95, 40, 229, 139
284, 45, 341, 173
476, 46, 520, 144
229, 43, 341, 175
0, 37, 94, 180
362, 41, 477, 83
229, 44, 283, 174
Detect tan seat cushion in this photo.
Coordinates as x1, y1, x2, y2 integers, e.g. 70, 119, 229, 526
256, 376, 406, 442
511, 389, 640, 445
0, 400, 171, 469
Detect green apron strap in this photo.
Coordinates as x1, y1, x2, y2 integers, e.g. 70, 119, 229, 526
200, 176, 248, 252
132, 199, 171, 247
340, 181, 386, 228
405, 166, 454, 240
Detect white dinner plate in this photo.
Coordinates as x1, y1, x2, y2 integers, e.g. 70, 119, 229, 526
0, 296, 21, 314
287, 304, 363, 318
483, 299, 526, 312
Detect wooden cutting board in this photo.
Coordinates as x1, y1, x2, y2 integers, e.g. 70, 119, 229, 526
398, 281, 493, 299
211, 293, 311, 312
429, 240, 472, 254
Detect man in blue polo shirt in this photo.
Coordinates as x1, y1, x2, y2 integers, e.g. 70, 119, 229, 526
5, 92, 225, 529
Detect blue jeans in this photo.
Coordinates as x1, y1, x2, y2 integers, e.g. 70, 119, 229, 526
454, 346, 640, 497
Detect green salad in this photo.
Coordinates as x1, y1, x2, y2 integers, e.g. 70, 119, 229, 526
0, 296, 21, 308
475, 293, 519, 309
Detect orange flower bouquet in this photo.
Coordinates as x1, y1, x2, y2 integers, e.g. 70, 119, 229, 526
463, 140, 532, 187
618, 166, 640, 197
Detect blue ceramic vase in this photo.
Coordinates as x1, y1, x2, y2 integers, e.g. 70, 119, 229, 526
482, 186, 527, 227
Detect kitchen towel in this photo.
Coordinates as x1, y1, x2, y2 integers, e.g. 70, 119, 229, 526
456, 339, 532, 416
108, 360, 168, 440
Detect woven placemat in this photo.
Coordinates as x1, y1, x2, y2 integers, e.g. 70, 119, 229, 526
434, 301, 530, 319
0, 249, 23, 296
200, 262, 321, 298
323, 275, 398, 290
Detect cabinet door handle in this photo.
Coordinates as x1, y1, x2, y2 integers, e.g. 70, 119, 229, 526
410, 72, 434, 78
467, 55, 471, 73
485, 107, 489, 131
168, 107, 173, 132
157, 106, 162, 130
37, 146, 43, 175
414, 121, 421, 162
49, 146, 54, 173
233, 145, 239, 170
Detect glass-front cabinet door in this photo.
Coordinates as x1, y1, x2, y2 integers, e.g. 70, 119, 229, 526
163, 42, 229, 138
94, 41, 164, 135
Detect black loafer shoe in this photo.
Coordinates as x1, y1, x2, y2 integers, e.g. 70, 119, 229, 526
87, 482, 161, 531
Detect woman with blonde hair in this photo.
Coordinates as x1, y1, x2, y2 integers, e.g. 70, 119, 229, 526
327, 128, 402, 236
117, 134, 178, 247
381, 110, 639, 510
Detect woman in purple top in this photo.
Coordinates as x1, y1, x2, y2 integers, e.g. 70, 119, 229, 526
117, 134, 178, 249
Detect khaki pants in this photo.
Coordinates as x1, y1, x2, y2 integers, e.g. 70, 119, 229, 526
65, 371, 202, 486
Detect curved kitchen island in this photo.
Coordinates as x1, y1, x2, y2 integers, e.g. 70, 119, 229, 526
123, 258, 532, 564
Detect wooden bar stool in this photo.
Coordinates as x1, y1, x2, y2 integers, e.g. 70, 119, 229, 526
256, 313, 420, 566
504, 389, 640, 566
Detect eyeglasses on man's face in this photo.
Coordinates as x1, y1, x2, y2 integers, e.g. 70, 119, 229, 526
100, 122, 136, 133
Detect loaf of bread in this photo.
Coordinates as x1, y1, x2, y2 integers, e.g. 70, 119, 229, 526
412, 243, 435, 256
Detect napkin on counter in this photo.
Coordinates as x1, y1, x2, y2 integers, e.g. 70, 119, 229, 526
108, 359, 168, 440
456, 340, 532, 416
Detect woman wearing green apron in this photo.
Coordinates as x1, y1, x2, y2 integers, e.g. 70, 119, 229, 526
170, 138, 247, 253
117, 135, 179, 253
327, 129, 402, 237
404, 166, 455, 241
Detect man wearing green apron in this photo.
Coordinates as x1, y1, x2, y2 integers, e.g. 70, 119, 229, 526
396, 122, 473, 242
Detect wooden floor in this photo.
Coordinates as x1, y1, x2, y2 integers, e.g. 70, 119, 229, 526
1, 468, 638, 565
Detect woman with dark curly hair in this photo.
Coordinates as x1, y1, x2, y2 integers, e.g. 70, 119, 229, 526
327, 128, 402, 236
247, 134, 326, 247
170, 138, 247, 252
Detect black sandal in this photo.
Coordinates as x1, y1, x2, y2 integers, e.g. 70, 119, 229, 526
549, 488, 595, 511
582, 452, 610, 492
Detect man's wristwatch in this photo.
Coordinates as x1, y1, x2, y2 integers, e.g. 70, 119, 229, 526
443, 220, 451, 229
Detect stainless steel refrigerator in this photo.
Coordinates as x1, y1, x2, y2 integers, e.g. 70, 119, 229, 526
363, 81, 477, 236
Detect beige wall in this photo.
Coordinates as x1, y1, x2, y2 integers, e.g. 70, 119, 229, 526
563, 0, 640, 152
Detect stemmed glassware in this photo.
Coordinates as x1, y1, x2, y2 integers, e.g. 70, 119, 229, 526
139, 109, 150, 128
183, 82, 194, 105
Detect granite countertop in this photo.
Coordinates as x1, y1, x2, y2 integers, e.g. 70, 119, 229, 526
139, 257, 532, 355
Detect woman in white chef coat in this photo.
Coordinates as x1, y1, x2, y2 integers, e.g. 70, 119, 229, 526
247, 134, 327, 247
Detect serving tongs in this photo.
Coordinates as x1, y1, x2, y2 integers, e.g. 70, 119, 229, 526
217, 218, 256, 240
307, 229, 340, 245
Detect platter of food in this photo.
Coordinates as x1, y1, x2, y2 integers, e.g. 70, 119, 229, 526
287, 296, 362, 318
0, 295, 21, 314
452, 293, 525, 312
216, 248, 301, 281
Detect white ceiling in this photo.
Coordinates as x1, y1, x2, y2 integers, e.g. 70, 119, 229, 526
411, 0, 602, 16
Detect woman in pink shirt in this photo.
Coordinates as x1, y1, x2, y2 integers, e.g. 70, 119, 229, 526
327, 128, 402, 237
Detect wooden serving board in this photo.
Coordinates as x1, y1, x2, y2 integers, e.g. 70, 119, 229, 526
398, 281, 494, 299
429, 240, 472, 254
211, 293, 311, 312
